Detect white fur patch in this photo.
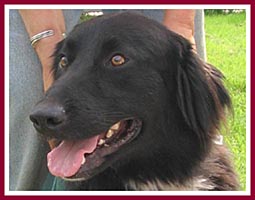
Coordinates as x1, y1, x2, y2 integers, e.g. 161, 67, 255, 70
127, 177, 215, 191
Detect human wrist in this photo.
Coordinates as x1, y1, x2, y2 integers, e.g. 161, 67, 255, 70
34, 30, 63, 57
35, 33, 64, 91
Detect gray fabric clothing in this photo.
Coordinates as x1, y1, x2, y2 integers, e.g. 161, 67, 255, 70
102, 9, 164, 22
194, 9, 207, 61
9, 9, 82, 191
9, 9, 206, 191
102, 9, 206, 60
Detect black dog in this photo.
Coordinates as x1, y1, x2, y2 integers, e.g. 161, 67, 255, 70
30, 12, 239, 190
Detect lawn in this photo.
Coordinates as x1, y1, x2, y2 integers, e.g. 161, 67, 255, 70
204, 11, 247, 190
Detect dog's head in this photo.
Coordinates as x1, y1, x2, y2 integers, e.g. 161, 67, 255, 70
30, 12, 231, 183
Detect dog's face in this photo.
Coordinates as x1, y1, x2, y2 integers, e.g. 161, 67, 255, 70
30, 12, 230, 183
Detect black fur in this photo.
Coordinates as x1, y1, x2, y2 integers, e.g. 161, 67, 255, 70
31, 12, 238, 190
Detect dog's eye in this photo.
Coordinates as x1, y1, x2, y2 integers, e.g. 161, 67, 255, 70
111, 54, 126, 67
59, 56, 68, 69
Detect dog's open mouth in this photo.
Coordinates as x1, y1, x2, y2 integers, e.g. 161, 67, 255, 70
47, 118, 142, 181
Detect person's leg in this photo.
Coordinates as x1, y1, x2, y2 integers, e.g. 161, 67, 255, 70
9, 9, 47, 191
194, 9, 207, 61
9, 9, 82, 191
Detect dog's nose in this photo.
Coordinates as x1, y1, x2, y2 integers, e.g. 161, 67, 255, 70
29, 101, 66, 133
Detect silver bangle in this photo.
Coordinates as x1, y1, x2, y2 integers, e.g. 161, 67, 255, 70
30, 30, 54, 48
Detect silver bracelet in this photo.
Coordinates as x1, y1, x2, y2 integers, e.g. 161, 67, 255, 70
30, 30, 54, 48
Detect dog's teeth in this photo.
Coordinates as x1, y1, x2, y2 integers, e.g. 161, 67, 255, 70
98, 139, 105, 146
104, 144, 109, 147
106, 129, 114, 138
110, 122, 121, 131
82, 157, 86, 165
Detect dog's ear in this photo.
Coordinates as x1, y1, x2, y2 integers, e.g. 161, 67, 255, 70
174, 39, 231, 142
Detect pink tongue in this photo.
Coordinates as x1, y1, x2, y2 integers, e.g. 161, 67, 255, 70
47, 136, 99, 178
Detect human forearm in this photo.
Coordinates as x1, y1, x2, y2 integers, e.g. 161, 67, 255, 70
163, 9, 196, 48
19, 10, 66, 91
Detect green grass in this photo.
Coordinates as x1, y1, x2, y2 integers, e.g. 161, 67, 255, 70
205, 12, 247, 190
80, 13, 96, 22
